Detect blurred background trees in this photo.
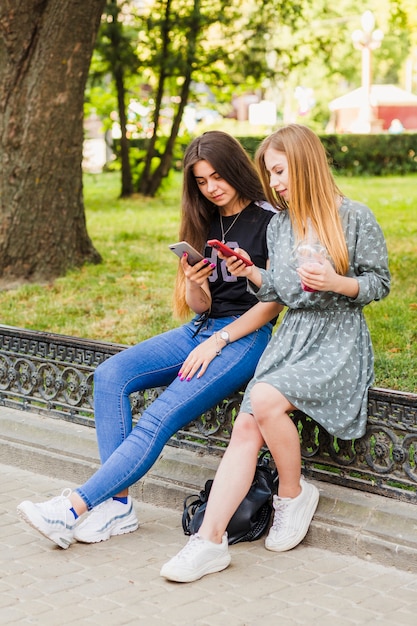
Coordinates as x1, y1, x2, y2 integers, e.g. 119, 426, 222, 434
85, 0, 415, 197
0, 0, 415, 285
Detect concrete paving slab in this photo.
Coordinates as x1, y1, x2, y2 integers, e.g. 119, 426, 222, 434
1, 464, 417, 625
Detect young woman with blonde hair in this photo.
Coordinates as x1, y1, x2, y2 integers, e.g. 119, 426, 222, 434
161, 124, 390, 583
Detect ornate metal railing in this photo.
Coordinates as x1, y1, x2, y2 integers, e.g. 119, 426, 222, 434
0, 325, 416, 503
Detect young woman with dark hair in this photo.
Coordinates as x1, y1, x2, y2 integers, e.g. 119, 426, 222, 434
17, 131, 282, 549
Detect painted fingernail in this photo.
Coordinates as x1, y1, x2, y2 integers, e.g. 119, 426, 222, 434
203, 258, 209, 264
186, 377, 191, 381
210, 263, 216, 269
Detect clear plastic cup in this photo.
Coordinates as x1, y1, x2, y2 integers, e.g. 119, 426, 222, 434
294, 242, 327, 292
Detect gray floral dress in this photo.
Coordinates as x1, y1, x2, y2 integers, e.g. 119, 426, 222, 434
241, 197, 390, 440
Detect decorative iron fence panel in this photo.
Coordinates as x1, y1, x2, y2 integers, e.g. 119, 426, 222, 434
0, 325, 416, 502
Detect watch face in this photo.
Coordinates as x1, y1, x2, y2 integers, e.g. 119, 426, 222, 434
221, 331, 230, 342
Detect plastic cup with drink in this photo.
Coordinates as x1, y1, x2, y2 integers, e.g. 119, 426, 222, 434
293, 241, 328, 292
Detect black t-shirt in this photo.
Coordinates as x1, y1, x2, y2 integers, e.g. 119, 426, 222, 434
204, 202, 275, 318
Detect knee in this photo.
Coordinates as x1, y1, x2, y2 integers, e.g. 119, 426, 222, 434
250, 383, 287, 425
93, 358, 115, 388
251, 383, 274, 413
230, 412, 263, 449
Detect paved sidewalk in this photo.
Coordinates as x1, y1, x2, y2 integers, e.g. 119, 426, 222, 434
1, 464, 417, 626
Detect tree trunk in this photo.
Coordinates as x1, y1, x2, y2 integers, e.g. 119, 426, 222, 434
137, 0, 171, 196
105, 0, 133, 198
114, 64, 134, 198
138, 0, 201, 197
145, 72, 193, 197
0, 0, 105, 287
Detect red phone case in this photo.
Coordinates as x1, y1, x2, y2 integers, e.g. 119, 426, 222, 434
207, 239, 254, 266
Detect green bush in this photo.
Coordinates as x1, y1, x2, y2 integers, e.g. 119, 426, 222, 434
238, 133, 417, 177
113, 132, 417, 177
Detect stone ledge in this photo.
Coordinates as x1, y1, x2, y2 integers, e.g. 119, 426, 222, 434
1, 406, 416, 573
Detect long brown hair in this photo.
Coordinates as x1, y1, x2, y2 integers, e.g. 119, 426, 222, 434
174, 131, 265, 318
255, 124, 349, 275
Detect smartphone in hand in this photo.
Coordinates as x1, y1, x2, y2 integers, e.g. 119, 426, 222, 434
169, 241, 204, 266
207, 239, 254, 266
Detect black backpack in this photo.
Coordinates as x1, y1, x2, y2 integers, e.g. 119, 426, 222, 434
182, 452, 278, 545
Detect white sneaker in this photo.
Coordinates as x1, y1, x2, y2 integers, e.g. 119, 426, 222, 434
17, 488, 77, 549
74, 497, 138, 543
160, 533, 231, 583
265, 478, 319, 552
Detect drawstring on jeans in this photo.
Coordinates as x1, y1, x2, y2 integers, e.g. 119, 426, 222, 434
192, 311, 210, 337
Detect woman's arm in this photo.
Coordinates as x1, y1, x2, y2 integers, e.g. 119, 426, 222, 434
179, 300, 283, 380
297, 206, 390, 301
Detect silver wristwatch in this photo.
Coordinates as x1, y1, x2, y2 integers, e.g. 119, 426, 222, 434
219, 330, 230, 345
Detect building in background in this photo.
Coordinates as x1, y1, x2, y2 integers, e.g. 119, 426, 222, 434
328, 84, 417, 133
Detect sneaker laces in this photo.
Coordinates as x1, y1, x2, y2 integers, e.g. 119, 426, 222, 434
270, 498, 290, 532
48, 488, 72, 506
174, 534, 205, 562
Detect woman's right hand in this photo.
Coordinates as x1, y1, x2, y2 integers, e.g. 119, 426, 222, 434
179, 335, 220, 380
218, 247, 253, 277
219, 248, 262, 287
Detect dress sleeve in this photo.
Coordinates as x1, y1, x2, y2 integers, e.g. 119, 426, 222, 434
350, 205, 390, 305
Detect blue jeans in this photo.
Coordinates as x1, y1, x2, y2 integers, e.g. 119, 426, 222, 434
76, 315, 272, 509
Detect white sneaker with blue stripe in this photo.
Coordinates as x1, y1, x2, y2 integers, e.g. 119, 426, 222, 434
74, 497, 139, 543
17, 488, 78, 549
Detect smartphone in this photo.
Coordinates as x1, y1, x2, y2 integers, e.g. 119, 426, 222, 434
207, 239, 254, 266
169, 241, 204, 266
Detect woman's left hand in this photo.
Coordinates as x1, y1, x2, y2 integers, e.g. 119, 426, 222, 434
297, 258, 338, 292
179, 335, 221, 381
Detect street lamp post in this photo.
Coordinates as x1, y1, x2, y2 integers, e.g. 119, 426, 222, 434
351, 10, 384, 132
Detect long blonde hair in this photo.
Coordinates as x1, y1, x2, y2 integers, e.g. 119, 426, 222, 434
255, 124, 349, 275
173, 131, 266, 319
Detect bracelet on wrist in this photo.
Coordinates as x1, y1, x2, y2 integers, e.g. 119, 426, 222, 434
214, 330, 231, 356
215, 332, 222, 356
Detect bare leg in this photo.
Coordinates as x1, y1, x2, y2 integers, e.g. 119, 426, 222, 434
250, 382, 301, 499
198, 412, 265, 544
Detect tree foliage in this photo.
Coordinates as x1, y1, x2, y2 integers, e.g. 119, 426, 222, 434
89, 0, 414, 197
0, 1, 412, 287
95, 0, 342, 196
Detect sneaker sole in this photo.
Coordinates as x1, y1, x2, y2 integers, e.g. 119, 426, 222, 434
17, 503, 74, 549
160, 553, 231, 583
74, 518, 139, 544
265, 485, 320, 553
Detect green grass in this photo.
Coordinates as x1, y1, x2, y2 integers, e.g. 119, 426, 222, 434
0, 171, 415, 392
336, 175, 417, 391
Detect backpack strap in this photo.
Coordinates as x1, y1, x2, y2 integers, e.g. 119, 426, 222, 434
182, 480, 213, 535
